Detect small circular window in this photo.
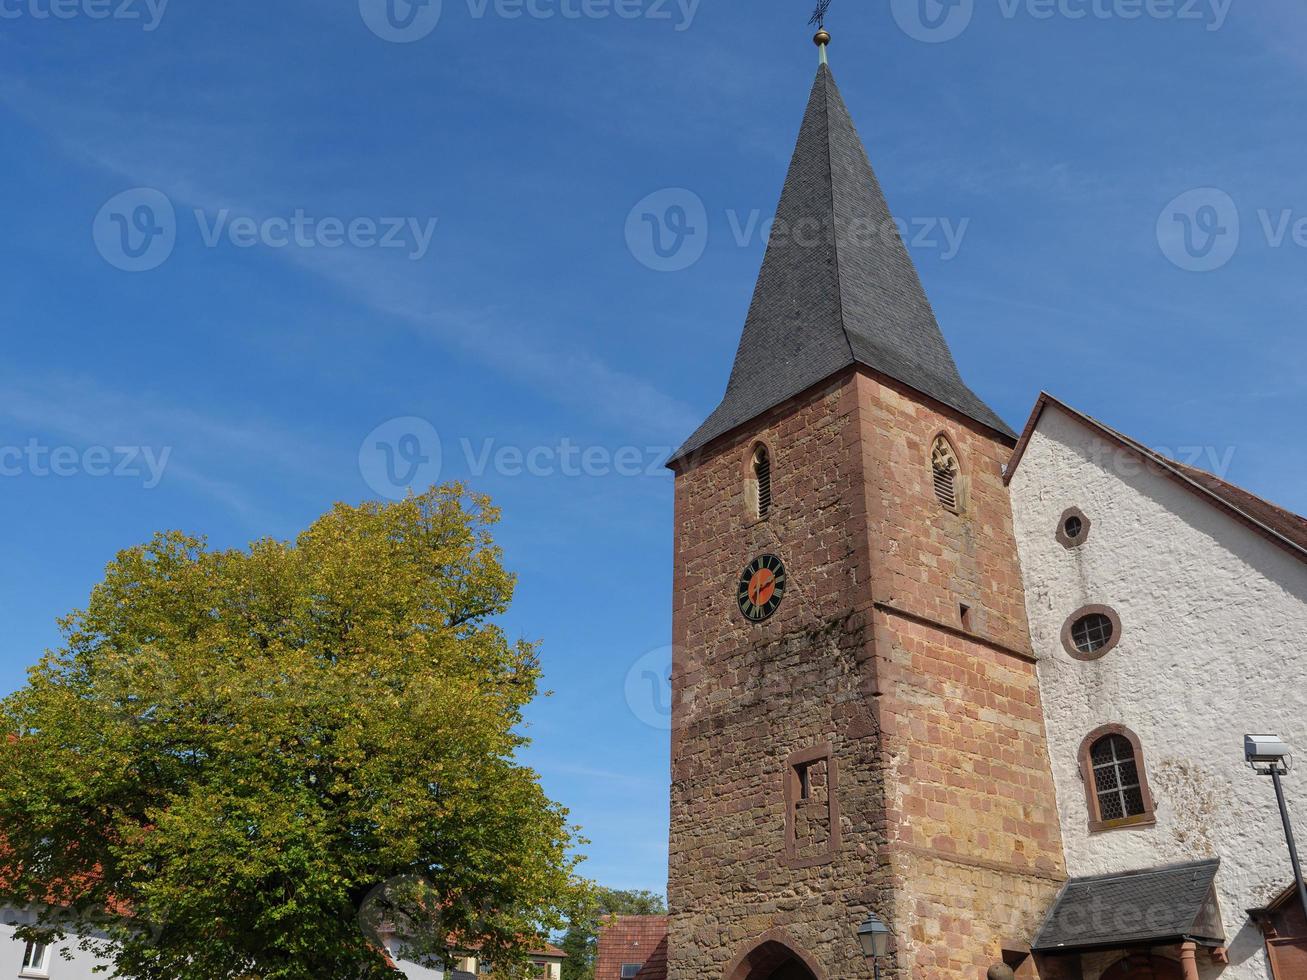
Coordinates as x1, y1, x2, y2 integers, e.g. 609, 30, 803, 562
1062, 605, 1122, 660
1071, 614, 1113, 653
1057, 507, 1091, 549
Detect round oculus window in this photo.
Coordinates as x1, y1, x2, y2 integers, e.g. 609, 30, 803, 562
1070, 613, 1114, 654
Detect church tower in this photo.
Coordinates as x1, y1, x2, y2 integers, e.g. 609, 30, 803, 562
666, 35, 1067, 980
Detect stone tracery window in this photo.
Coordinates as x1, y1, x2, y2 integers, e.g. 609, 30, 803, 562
931, 435, 963, 512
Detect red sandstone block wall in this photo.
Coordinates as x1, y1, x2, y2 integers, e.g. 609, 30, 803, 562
852, 372, 1066, 975
853, 372, 1032, 655
668, 374, 888, 980
667, 369, 1067, 979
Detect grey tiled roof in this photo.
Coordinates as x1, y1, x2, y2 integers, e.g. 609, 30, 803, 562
1032, 859, 1225, 953
670, 64, 1012, 465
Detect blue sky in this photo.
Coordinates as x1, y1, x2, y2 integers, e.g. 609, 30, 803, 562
3, 0, 1306, 897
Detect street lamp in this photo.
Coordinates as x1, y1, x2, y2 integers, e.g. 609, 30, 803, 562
1245, 735, 1307, 920
857, 912, 891, 980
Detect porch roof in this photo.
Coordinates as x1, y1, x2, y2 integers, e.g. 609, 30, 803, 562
1033, 859, 1225, 955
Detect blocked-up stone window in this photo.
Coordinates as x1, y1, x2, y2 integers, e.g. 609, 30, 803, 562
785, 745, 840, 867
794, 759, 830, 849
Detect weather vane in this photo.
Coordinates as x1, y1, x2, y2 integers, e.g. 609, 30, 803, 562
808, 0, 832, 30
809, 0, 832, 59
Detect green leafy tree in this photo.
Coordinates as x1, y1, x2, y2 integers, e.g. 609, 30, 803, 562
0, 486, 590, 980
559, 888, 666, 980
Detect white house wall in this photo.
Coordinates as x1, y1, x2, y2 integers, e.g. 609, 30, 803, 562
1009, 403, 1307, 980
0, 911, 110, 980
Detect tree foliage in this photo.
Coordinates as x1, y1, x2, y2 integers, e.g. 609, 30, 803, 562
0, 486, 589, 980
559, 888, 666, 980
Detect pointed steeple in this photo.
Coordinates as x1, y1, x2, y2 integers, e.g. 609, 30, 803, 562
671, 62, 1012, 464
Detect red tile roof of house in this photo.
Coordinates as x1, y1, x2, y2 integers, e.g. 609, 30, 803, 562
594, 916, 668, 980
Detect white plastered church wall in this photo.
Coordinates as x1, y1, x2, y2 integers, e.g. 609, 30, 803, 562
1009, 403, 1307, 980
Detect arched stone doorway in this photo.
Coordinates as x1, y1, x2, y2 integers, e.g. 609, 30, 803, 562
725, 934, 824, 980
1100, 954, 1183, 980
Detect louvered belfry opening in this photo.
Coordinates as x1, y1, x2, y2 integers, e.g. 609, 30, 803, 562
753, 445, 772, 519
931, 436, 960, 511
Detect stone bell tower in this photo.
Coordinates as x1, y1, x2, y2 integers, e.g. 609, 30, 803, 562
665, 33, 1067, 980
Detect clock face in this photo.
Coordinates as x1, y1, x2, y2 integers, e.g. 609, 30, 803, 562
738, 554, 786, 623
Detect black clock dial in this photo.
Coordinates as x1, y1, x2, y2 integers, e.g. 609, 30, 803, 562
738, 554, 786, 622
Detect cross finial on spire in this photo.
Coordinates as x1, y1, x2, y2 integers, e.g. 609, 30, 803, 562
809, 0, 832, 63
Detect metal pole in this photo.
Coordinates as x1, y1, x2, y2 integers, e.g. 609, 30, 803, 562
872, 959, 880, 980
1271, 767, 1307, 919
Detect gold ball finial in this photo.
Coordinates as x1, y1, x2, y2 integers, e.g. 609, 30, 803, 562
813, 28, 831, 47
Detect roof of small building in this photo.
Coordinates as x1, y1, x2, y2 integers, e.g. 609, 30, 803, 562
1007, 392, 1307, 563
1032, 858, 1225, 954
631, 935, 668, 980
594, 915, 669, 980
669, 62, 1012, 467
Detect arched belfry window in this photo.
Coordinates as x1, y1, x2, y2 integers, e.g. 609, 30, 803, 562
930, 435, 962, 512
753, 445, 772, 519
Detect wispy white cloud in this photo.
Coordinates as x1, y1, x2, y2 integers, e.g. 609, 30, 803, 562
0, 74, 699, 444
0, 375, 331, 522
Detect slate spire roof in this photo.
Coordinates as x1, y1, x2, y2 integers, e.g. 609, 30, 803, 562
671, 63, 1012, 465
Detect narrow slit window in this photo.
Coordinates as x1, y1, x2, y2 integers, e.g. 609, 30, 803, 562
753, 445, 772, 519
931, 436, 961, 511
